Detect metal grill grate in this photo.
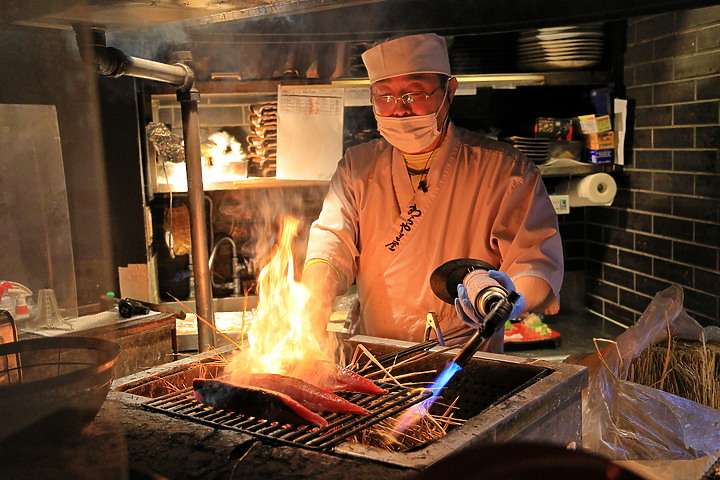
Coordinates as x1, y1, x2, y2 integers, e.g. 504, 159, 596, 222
142, 382, 433, 450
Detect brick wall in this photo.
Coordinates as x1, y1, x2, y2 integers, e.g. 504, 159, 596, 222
585, 5, 720, 327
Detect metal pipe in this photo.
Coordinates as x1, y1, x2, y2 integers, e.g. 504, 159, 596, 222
123, 56, 192, 88
74, 26, 193, 90
179, 87, 216, 351
74, 25, 216, 350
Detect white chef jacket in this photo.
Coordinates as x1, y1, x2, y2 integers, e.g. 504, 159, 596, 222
306, 123, 563, 342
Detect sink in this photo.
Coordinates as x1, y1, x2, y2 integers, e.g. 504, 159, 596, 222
161, 295, 259, 314
162, 296, 259, 352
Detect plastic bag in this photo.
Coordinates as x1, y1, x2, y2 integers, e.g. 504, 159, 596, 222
575, 285, 720, 461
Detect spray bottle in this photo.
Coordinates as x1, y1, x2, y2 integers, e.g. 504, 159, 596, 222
0, 281, 33, 320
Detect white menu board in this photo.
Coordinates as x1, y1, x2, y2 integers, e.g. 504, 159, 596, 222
277, 86, 344, 180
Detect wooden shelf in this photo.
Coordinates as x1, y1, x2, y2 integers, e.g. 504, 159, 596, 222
153, 177, 329, 193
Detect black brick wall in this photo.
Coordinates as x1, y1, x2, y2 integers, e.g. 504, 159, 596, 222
585, 5, 720, 328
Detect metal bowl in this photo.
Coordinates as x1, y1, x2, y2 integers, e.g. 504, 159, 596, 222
0, 336, 121, 441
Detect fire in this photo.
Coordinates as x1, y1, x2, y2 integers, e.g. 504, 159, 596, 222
224, 216, 333, 384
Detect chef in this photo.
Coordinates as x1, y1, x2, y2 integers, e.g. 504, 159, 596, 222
302, 33, 563, 353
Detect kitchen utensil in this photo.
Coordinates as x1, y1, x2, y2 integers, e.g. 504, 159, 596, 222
0, 336, 120, 440
33, 288, 73, 330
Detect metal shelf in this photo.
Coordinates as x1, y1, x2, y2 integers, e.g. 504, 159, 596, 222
538, 162, 622, 177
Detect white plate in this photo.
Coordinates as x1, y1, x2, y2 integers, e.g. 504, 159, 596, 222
518, 32, 604, 43
518, 59, 601, 70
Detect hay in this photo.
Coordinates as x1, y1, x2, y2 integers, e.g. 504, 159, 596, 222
628, 338, 720, 410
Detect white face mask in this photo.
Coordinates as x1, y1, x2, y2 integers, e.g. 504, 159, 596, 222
375, 93, 449, 153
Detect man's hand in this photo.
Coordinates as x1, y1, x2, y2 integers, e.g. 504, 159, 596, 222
454, 283, 483, 329
453, 270, 527, 329
487, 270, 526, 320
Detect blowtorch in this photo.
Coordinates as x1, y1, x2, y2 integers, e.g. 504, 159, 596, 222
430, 258, 521, 367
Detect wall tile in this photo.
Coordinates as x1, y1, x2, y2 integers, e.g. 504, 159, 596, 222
605, 226, 635, 249
654, 215, 694, 241
673, 196, 719, 222
636, 59, 675, 83
675, 51, 720, 79
673, 240, 718, 268
695, 268, 720, 296
636, 273, 672, 297
695, 221, 720, 246
633, 129, 653, 148
564, 240, 585, 259
623, 211, 653, 233
619, 287, 654, 313
612, 188, 633, 209
634, 149, 672, 170
604, 264, 635, 289
589, 279, 619, 303
635, 13, 676, 41
565, 258, 585, 271
677, 5, 720, 30
588, 243, 618, 264
652, 171, 694, 194
587, 223, 603, 242
654, 31, 698, 59
619, 250, 653, 274
586, 296, 605, 316
654, 127, 694, 148
604, 302, 637, 325
674, 150, 720, 173
698, 24, 720, 51
683, 288, 718, 323
625, 40, 655, 64
697, 76, 720, 100
696, 126, 719, 149
559, 222, 585, 240
654, 80, 695, 104
654, 257, 693, 285
674, 101, 719, 125
635, 191, 672, 214
635, 232, 672, 256
626, 85, 653, 106
695, 174, 720, 198
587, 260, 602, 278
587, 207, 619, 226
635, 105, 673, 127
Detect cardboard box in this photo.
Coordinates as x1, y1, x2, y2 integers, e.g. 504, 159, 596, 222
587, 149, 614, 164
584, 131, 616, 150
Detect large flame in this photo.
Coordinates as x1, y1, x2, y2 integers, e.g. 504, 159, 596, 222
225, 216, 333, 384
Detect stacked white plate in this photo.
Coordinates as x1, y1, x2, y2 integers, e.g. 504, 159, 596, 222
501, 136, 551, 164
517, 23, 604, 71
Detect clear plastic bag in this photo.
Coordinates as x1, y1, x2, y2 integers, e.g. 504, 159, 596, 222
574, 285, 720, 461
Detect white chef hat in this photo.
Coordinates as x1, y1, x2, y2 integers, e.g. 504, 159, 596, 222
361, 33, 451, 84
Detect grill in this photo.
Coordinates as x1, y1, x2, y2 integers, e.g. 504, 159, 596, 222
112, 335, 587, 470
142, 381, 432, 450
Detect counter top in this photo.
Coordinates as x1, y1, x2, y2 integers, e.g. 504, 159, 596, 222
0, 396, 413, 480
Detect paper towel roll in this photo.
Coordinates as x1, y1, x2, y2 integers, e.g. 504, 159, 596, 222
555, 173, 617, 207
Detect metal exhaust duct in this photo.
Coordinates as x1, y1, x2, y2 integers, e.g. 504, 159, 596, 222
74, 25, 216, 351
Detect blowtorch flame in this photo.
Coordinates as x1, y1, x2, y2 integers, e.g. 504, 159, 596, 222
225, 216, 333, 385
393, 361, 462, 435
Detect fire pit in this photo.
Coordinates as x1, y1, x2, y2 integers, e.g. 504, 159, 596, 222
112, 335, 586, 470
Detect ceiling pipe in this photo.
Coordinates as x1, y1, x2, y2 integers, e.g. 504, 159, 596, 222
74, 25, 216, 351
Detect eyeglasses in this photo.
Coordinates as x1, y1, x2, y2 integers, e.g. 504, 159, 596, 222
371, 81, 447, 115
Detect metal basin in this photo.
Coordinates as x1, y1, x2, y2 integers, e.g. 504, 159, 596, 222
162, 296, 258, 351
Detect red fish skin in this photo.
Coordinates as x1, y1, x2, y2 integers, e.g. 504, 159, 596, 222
245, 373, 369, 415
313, 361, 387, 395
192, 378, 328, 427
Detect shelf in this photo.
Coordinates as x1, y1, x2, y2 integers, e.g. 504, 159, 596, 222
153, 177, 329, 193
538, 162, 622, 177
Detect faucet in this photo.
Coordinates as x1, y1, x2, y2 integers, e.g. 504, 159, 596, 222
209, 237, 241, 296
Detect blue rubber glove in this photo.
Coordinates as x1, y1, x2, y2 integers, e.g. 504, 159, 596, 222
487, 270, 526, 321
454, 283, 484, 329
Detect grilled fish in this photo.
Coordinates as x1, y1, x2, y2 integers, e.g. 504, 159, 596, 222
245, 373, 369, 415
192, 378, 328, 427
313, 361, 387, 395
